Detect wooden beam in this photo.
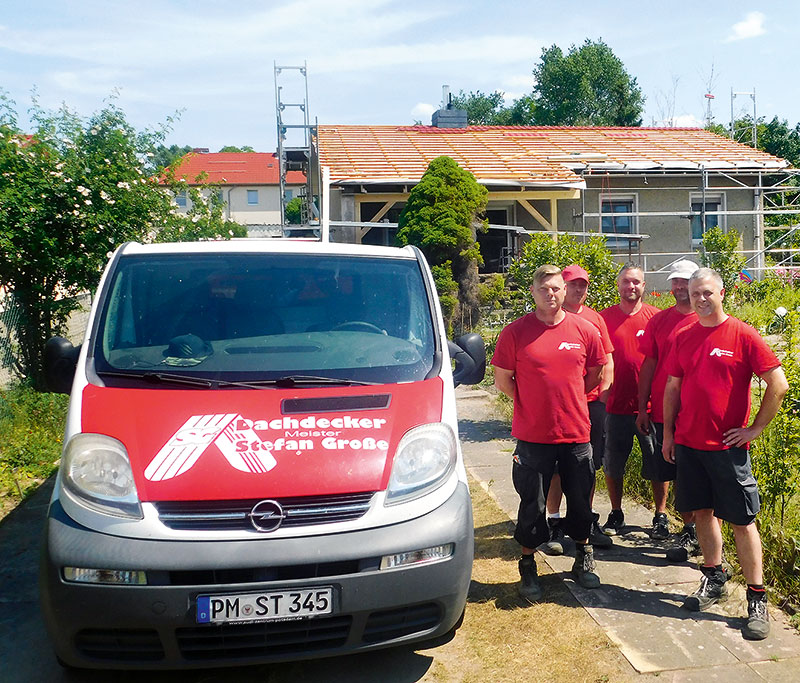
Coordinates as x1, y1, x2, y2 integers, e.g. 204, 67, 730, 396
351, 189, 581, 202
518, 199, 552, 230
488, 190, 581, 201
368, 200, 397, 223
550, 198, 558, 231
354, 193, 410, 203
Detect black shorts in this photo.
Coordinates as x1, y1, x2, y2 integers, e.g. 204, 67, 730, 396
649, 423, 678, 482
512, 440, 594, 549
588, 400, 607, 470
674, 444, 760, 526
603, 413, 658, 480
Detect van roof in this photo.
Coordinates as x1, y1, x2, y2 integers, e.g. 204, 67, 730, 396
117, 240, 419, 259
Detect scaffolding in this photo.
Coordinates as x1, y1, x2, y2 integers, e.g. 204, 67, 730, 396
274, 62, 319, 231
576, 167, 800, 278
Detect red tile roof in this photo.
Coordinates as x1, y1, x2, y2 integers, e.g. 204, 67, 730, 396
317, 126, 789, 187
170, 152, 305, 185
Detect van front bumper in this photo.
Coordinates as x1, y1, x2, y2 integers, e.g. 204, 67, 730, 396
40, 482, 473, 670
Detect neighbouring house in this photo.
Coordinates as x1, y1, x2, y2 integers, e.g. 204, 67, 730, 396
168, 151, 306, 230
315, 112, 796, 285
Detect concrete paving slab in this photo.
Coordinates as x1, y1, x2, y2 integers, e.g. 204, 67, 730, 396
455, 385, 800, 680
668, 663, 766, 682
749, 656, 800, 682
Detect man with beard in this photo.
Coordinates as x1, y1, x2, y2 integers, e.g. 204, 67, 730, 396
636, 260, 700, 560
492, 265, 606, 599
600, 265, 660, 537
663, 268, 787, 640
542, 264, 614, 555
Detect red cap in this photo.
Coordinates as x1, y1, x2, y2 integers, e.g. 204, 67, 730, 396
561, 264, 590, 283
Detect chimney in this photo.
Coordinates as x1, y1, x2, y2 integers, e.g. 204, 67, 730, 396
431, 84, 467, 129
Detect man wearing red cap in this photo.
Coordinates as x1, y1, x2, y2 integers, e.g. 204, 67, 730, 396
542, 264, 615, 555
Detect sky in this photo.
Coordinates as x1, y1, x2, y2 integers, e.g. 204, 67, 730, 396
1, 1, 798, 152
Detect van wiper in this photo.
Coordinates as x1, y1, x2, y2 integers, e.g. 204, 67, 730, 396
219, 375, 379, 388
97, 370, 215, 388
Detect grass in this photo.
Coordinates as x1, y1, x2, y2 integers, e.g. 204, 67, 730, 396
418, 479, 634, 682
0, 386, 68, 517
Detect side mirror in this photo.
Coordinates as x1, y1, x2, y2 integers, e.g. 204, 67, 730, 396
448, 333, 486, 387
44, 337, 81, 394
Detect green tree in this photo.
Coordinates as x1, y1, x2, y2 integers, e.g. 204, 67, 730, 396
0, 92, 244, 389
450, 90, 537, 126
507, 233, 619, 316
218, 145, 255, 153
396, 156, 488, 332
700, 226, 745, 295
285, 196, 303, 224
450, 90, 510, 125
531, 39, 645, 126
150, 143, 192, 172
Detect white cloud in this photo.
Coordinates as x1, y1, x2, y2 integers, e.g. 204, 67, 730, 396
726, 11, 766, 42
411, 102, 436, 121
672, 114, 704, 127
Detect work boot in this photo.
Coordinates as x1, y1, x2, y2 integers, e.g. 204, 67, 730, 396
666, 524, 701, 562
682, 565, 728, 611
543, 518, 565, 556
518, 555, 542, 601
590, 512, 612, 549
602, 509, 624, 536
571, 544, 601, 589
650, 512, 670, 540
742, 587, 770, 640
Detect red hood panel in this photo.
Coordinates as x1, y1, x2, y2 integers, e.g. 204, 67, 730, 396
80, 380, 444, 501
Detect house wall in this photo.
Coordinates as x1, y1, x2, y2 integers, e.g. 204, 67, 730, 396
328, 174, 760, 288
175, 184, 304, 225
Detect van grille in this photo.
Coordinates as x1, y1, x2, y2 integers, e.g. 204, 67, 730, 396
154, 492, 375, 531
75, 628, 164, 661
176, 616, 352, 660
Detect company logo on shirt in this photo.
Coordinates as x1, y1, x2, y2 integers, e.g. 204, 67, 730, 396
710, 347, 734, 358
558, 342, 582, 351
636, 329, 645, 337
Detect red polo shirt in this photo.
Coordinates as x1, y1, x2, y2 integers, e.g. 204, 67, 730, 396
667, 317, 780, 450
492, 312, 606, 444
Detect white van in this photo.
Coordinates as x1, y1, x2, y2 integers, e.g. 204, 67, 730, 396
40, 240, 485, 669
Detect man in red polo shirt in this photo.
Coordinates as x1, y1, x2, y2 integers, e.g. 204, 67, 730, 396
493, 264, 606, 600
663, 268, 787, 640
543, 264, 614, 555
600, 264, 660, 537
636, 259, 700, 560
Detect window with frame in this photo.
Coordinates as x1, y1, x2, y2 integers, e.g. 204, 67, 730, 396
247, 189, 259, 205
600, 195, 636, 249
175, 190, 187, 208
690, 194, 724, 242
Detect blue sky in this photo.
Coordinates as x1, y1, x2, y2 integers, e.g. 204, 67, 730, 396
1, 1, 797, 151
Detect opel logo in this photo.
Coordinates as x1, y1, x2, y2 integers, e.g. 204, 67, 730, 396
248, 500, 285, 532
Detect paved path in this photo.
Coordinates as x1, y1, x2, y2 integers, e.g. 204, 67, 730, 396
457, 385, 800, 683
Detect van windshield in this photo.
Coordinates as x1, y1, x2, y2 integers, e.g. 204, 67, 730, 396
93, 252, 437, 385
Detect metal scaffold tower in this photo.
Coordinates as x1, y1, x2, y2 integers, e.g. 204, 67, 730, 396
274, 62, 319, 230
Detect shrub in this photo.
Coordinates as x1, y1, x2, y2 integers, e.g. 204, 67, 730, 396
0, 386, 68, 501
700, 226, 746, 295
507, 233, 618, 316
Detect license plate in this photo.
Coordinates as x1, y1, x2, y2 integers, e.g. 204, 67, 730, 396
196, 587, 334, 624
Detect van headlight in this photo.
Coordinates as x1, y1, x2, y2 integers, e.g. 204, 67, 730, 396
386, 423, 456, 505
62, 433, 143, 519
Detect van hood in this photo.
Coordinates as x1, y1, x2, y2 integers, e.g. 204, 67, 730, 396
80, 379, 444, 502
